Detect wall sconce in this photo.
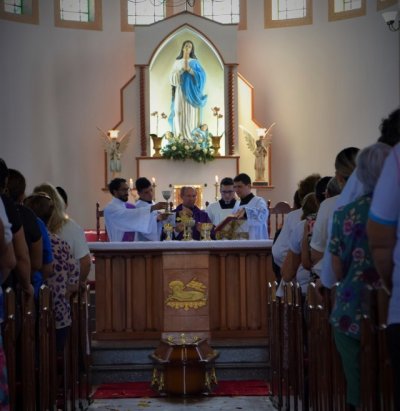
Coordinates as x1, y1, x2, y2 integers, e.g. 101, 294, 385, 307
382, 10, 399, 32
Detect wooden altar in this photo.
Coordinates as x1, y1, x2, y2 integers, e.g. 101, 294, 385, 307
89, 240, 274, 341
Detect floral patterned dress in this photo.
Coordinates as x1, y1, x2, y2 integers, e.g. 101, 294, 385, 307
329, 194, 381, 339
48, 233, 80, 329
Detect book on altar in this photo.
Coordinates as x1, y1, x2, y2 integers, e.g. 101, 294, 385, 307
214, 215, 247, 240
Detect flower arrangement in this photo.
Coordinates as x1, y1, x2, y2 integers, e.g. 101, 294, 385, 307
150, 111, 168, 136
161, 132, 214, 164
210, 107, 224, 137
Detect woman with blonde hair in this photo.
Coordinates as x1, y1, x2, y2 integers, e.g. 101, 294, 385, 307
32, 183, 91, 287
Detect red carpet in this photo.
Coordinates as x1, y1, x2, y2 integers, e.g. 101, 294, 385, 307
93, 380, 270, 399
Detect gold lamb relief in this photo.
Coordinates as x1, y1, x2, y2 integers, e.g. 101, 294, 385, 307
165, 278, 207, 310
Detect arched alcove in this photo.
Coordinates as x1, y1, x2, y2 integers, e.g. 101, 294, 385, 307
149, 26, 225, 154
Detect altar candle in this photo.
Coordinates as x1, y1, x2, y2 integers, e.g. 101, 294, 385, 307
129, 178, 134, 189
152, 177, 156, 185
215, 175, 219, 183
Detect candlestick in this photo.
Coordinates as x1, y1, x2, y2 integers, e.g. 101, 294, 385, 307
214, 181, 219, 202
152, 178, 156, 202
215, 175, 219, 183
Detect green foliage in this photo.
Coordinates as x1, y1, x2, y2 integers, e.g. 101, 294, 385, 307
161, 133, 215, 164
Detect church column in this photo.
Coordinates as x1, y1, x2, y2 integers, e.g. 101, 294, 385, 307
226, 64, 238, 156
137, 64, 149, 156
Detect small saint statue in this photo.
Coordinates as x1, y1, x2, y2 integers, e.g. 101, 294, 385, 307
241, 123, 275, 183
97, 127, 132, 178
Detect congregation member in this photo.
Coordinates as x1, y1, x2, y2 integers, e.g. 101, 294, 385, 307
0, 159, 33, 310
231, 173, 268, 240
0, 201, 13, 411
272, 173, 321, 271
280, 192, 320, 295
24, 192, 80, 353
7, 169, 53, 300
310, 147, 359, 284
56, 186, 68, 208
329, 143, 391, 411
321, 108, 400, 290
206, 177, 240, 226
104, 178, 167, 242
33, 182, 91, 289
281, 176, 331, 293
134, 177, 165, 241
173, 186, 212, 241
368, 143, 400, 411
301, 176, 334, 273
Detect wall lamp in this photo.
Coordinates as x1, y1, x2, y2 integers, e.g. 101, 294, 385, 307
382, 11, 399, 32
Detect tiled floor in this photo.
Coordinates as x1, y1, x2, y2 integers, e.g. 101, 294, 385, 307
88, 396, 276, 410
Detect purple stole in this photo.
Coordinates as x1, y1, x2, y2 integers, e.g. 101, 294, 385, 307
122, 202, 136, 242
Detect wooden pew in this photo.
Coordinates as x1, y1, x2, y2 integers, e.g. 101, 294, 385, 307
376, 288, 394, 411
3, 288, 16, 411
78, 285, 92, 409
21, 291, 36, 410
38, 285, 51, 411
267, 281, 282, 410
282, 282, 294, 410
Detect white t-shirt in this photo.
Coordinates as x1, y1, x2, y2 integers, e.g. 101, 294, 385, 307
289, 220, 311, 295
272, 208, 302, 268
369, 144, 400, 325
0, 197, 12, 245
58, 218, 90, 260
310, 195, 338, 253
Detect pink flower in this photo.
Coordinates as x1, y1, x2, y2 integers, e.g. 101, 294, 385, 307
352, 248, 365, 261
348, 322, 360, 334
343, 219, 353, 235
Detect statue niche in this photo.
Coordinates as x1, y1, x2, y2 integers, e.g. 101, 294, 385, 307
149, 29, 225, 156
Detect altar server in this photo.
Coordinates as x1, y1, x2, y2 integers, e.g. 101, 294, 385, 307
206, 177, 240, 226
104, 178, 167, 242
134, 177, 166, 241
232, 173, 268, 240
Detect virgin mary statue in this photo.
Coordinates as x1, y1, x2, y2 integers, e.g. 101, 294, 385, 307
168, 40, 207, 140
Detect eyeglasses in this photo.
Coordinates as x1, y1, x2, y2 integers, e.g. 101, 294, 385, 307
221, 190, 234, 194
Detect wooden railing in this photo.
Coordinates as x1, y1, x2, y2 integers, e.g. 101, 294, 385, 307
2, 285, 92, 410
267, 281, 395, 411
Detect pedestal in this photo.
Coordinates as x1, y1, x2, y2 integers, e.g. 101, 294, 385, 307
150, 335, 219, 395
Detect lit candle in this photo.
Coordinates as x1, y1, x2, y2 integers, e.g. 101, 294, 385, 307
129, 178, 134, 189
215, 175, 219, 183
256, 128, 266, 138
108, 129, 120, 139
152, 177, 156, 185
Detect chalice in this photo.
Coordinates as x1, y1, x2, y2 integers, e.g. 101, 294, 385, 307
200, 223, 213, 241
163, 223, 174, 241
161, 190, 172, 214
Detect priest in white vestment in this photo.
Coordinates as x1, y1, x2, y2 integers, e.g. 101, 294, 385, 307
206, 177, 240, 226
104, 178, 167, 242
134, 177, 166, 241
232, 173, 269, 240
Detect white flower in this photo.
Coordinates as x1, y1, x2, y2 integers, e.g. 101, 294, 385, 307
184, 145, 190, 150
172, 146, 177, 151
196, 144, 201, 150
203, 149, 207, 154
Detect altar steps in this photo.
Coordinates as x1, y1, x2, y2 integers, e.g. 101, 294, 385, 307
89, 290, 270, 384
90, 339, 270, 385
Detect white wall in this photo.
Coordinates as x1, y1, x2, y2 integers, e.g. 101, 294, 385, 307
0, 1, 398, 228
